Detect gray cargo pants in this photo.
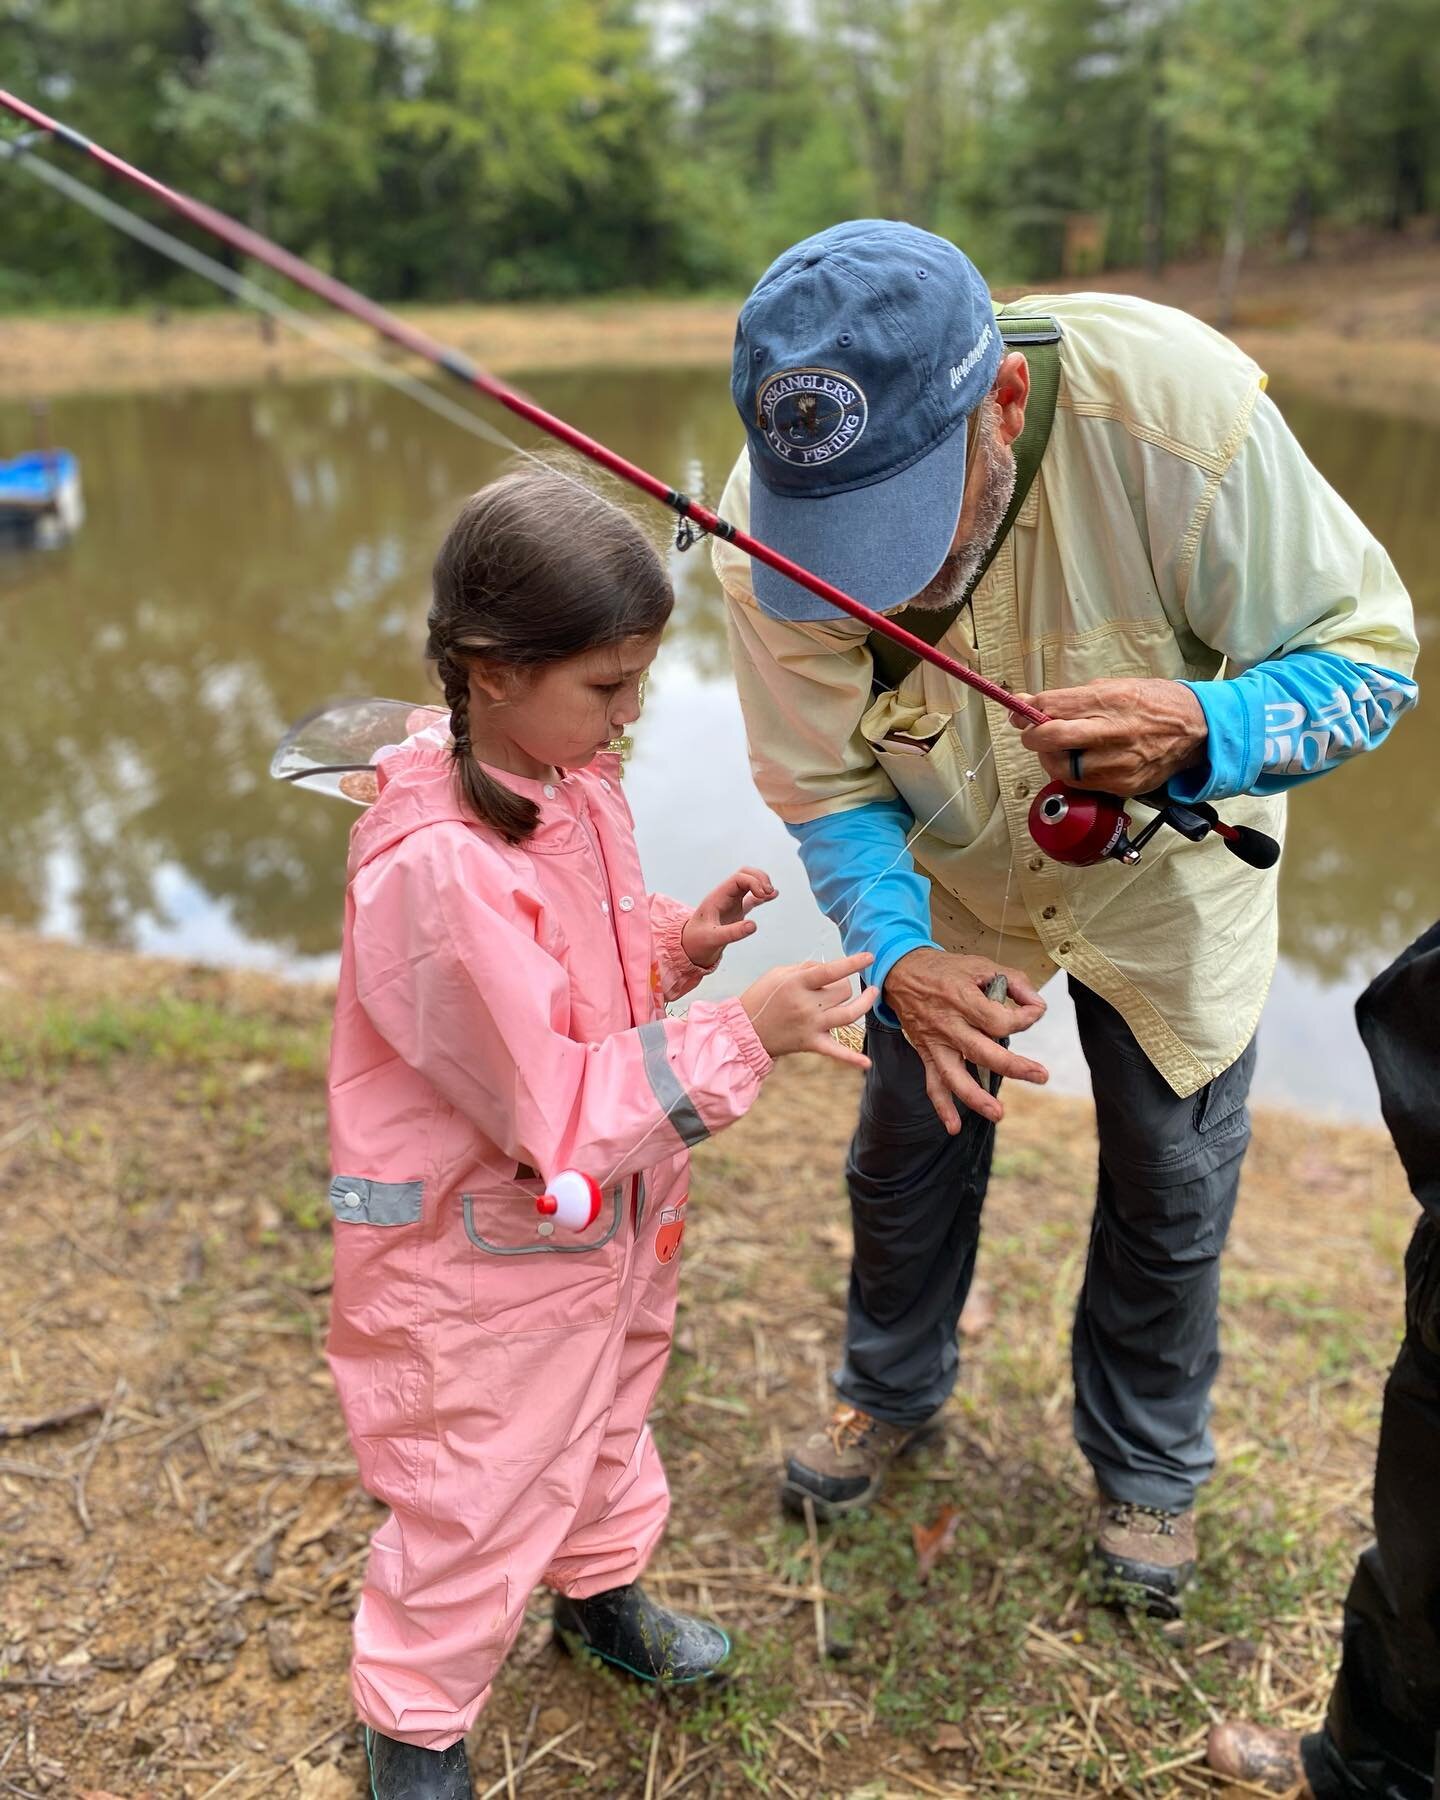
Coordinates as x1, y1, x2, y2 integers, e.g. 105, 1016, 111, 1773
837, 977, 1257, 1512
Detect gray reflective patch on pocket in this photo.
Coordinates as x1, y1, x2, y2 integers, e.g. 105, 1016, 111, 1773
462, 1186, 623, 1255
328, 1177, 423, 1226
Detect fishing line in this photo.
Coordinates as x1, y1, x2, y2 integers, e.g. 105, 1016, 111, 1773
1, 140, 630, 506
4, 104, 1229, 1206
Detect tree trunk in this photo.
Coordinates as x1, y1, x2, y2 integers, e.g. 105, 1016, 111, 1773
1142, 36, 1167, 277
1286, 179, 1314, 260
1216, 177, 1247, 330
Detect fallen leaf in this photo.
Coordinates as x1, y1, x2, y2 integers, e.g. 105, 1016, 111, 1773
281, 1480, 351, 1556
295, 1762, 353, 1800
76, 1684, 127, 1716
928, 1722, 968, 1753
958, 1279, 995, 1338
912, 1504, 961, 1582
128, 1653, 176, 1718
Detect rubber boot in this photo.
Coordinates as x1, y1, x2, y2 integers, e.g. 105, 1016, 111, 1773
553, 1583, 730, 1684
363, 1725, 473, 1799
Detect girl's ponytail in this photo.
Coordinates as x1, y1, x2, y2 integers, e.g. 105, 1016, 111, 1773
434, 649, 540, 845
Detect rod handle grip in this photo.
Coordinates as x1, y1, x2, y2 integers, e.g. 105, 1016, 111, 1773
1223, 824, 1281, 871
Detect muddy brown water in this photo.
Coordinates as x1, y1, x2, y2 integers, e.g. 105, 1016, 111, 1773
1, 369, 1434, 1120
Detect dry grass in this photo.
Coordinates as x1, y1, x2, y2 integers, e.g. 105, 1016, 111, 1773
0, 929, 1414, 1798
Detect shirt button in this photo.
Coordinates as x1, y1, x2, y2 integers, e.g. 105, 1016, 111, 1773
600, 900, 610, 913
1014, 781, 1030, 799
618, 896, 634, 912
1028, 855, 1044, 872
600, 778, 612, 791
1057, 940, 1072, 956
1042, 905, 1058, 920
543, 784, 557, 798
341, 1191, 362, 1210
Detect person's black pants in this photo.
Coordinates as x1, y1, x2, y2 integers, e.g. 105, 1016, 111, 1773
1302, 921, 1440, 1800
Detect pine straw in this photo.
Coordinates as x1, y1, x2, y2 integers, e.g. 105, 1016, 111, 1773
0, 929, 1414, 1798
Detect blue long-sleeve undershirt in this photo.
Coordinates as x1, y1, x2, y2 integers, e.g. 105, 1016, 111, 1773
788, 651, 1417, 1014
1173, 652, 1416, 802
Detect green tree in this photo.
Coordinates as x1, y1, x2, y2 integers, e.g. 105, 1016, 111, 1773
1161, 0, 1340, 321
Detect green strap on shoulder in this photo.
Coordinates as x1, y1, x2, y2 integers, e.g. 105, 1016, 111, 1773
867, 313, 1063, 692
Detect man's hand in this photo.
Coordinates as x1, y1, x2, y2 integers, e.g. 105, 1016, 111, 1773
884, 948, 1048, 1131
1009, 678, 1207, 795
681, 867, 778, 969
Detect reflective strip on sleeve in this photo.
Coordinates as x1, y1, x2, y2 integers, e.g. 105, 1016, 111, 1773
637, 1021, 710, 1148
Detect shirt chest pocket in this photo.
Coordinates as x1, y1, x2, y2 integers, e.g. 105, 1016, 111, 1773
861, 689, 997, 849
462, 1177, 625, 1335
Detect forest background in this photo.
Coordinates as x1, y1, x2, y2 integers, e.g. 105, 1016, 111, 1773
2, 0, 1436, 325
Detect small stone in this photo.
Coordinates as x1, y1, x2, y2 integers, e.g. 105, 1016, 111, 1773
265, 1619, 303, 1681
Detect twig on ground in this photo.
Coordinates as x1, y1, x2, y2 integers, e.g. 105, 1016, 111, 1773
642, 1719, 662, 1800
0, 1401, 101, 1442
801, 1495, 827, 1663
476, 1725, 582, 1800
72, 1377, 126, 1534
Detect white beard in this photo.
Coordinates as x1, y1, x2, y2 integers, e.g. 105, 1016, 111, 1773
905, 404, 1018, 612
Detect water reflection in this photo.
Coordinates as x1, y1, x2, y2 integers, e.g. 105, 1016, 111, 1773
0, 370, 1434, 1115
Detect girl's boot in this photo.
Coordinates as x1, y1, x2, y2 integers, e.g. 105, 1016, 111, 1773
553, 1583, 730, 1684
364, 1726, 473, 1799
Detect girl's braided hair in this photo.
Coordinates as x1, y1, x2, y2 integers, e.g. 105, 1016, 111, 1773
426, 463, 673, 841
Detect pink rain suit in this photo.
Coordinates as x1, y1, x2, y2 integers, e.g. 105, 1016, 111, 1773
326, 736, 772, 1748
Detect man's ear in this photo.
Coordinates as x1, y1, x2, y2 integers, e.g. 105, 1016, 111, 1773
992, 352, 1030, 445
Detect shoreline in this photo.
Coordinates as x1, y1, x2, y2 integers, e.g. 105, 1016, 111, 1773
3, 232, 1439, 422
0, 922, 1391, 1139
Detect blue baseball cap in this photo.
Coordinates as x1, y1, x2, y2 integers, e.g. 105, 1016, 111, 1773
731, 219, 1002, 622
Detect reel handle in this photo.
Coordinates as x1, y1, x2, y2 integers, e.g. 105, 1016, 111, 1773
1216, 821, 1281, 870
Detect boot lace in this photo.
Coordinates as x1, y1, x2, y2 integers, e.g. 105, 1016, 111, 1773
825, 1404, 875, 1456
1106, 1500, 1178, 1537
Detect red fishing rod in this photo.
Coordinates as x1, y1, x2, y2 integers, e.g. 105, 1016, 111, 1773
0, 87, 1277, 873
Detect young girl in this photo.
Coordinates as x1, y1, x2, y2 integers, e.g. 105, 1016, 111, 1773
326, 464, 876, 1798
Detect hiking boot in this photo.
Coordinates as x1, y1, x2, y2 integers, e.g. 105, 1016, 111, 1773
363, 1726, 473, 1799
1089, 1495, 1197, 1619
1205, 1721, 1311, 1795
553, 1583, 730, 1685
781, 1403, 941, 1521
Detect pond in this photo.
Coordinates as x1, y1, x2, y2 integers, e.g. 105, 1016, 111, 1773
1, 367, 1434, 1121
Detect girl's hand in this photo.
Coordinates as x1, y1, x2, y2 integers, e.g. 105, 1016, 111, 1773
681, 867, 778, 970
740, 951, 878, 1069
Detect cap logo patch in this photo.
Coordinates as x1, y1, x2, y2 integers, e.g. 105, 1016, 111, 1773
756, 366, 868, 467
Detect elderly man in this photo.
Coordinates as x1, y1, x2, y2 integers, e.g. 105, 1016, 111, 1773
711, 219, 1418, 1616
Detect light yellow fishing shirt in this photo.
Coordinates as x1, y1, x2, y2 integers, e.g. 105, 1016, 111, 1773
713, 292, 1419, 1096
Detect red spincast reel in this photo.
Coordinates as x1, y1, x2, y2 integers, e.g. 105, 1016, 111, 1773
1027, 783, 1136, 866
1027, 781, 1280, 871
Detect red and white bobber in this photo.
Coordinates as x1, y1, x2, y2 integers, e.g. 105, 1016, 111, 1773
535, 1169, 603, 1231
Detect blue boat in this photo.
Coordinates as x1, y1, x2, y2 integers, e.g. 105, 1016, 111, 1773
0, 449, 84, 547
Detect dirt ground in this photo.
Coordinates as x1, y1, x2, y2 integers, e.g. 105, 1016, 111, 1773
0, 928, 1417, 1799
3, 228, 1439, 423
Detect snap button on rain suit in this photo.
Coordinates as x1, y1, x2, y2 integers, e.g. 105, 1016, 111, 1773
326, 738, 772, 1749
